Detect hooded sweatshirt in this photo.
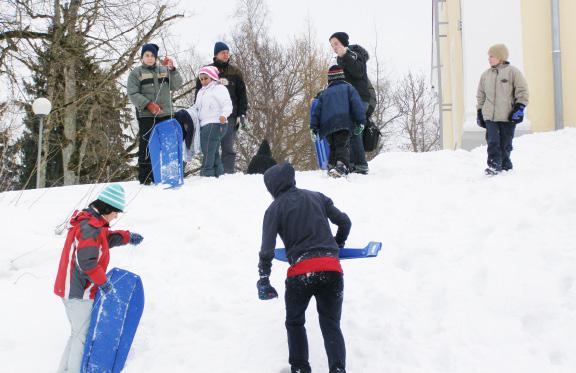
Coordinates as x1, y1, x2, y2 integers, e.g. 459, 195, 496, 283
247, 139, 277, 175
258, 163, 351, 277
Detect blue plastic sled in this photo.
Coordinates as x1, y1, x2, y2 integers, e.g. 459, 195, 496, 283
274, 241, 382, 262
148, 118, 184, 187
314, 137, 330, 170
82, 268, 145, 373
310, 96, 330, 170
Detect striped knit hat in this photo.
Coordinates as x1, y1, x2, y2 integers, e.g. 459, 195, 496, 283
97, 184, 126, 212
328, 65, 346, 83
198, 65, 220, 82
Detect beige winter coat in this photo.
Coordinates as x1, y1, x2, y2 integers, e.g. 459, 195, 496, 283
476, 62, 529, 123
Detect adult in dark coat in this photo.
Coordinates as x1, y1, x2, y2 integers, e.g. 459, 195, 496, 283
247, 139, 277, 175
195, 42, 248, 174
329, 32, 373, 174
257, 163, 351, 373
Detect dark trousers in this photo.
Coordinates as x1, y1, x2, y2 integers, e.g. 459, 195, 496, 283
285, 271, 346, 373
137, 116, 170, 184
326, 130, 351, 169
350, 101, 369, 172
220, 116, 237, 174
486, 121, 516, 171
200, 122, 228, 177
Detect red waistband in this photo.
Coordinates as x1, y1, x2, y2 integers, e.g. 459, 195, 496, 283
287, 256, 343, 278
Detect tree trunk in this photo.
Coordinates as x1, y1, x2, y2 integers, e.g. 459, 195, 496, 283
61, 0, 82, 185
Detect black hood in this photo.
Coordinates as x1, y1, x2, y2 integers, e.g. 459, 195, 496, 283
256, 139, 272, 157
264, 163, 296, 198
348, 44, 370, 62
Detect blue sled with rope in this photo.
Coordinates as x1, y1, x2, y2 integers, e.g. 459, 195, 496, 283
310, 96, 330, 170
81, 268, 144, 373
274, 241, 382, 262
314, 136, 330, 170
148, 118, 184, 188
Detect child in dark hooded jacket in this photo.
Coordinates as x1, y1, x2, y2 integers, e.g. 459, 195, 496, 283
257, 163, 351, 373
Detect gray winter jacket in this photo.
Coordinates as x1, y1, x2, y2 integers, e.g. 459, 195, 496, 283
476, 62, 529, 123
127, 63, 183, 118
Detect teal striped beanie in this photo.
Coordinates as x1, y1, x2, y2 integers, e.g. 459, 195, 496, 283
97, 184, 126, 212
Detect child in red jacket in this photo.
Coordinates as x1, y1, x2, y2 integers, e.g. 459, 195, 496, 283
54, 184, 143, 373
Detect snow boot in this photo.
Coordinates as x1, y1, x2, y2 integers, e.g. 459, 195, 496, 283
328, 161, 349, 178
484, 167, 500, 176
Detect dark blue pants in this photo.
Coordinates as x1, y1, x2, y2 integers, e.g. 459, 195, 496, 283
285, 271, 346, 373
200, 123, 228, 177
486, 121, 516, 171
220, 116, 237, 174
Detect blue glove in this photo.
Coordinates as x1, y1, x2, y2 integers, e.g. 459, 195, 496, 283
257, 277, 278, 300
129, 233, 144, 245
476, 109, 486, 128
353, 124, 364, 136
99, 281, 113, 295
509, 104, 525, 124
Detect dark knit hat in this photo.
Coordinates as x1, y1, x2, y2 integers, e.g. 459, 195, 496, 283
214, 42, 230, 56
141, 43, 159, 59
329, 32, 349, 47
327, 65, 346, 83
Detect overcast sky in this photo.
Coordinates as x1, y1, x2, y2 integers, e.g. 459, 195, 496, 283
169, 0, 432, 77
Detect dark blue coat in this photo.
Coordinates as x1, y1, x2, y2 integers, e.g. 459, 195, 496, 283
258, 163, 352, 277
310, 80, 366, 138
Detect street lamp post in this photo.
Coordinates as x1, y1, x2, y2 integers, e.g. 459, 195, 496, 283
32, 97, 52, 189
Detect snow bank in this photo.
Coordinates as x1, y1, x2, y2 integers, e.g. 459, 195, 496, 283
1, 129, 575, 372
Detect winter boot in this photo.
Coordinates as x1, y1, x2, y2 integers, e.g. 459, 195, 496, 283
484, 167, 500, 176
328, 161, 349, 178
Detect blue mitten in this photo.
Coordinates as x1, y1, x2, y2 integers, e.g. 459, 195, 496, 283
257, 277, 278, 300
509, 104, 525, 124
129, 233, 144, 245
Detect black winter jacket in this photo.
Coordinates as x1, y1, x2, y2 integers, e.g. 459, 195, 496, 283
336, 44, 373, 105
195, 58, 248, 118
247, 140, 277, 175
258, 163, 351, 277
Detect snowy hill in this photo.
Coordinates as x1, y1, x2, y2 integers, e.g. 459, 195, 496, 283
1, 129, 576, 373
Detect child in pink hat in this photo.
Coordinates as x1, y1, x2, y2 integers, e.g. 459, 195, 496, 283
194, 65, 233, 177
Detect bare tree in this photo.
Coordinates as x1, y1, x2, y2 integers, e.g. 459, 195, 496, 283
394, 72, 440, 152
230, 0, 328, 171
1, 0, 185, 187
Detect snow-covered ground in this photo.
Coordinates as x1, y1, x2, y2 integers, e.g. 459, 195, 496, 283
1, 129, 575, 373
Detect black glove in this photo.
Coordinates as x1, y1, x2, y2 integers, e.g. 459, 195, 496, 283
256, 277, 278, 300
235, 115, 247, 131
334, 237, 345, 249
476, 109, 486, 128
509, 104, 525, 124
99, 281, 114, 295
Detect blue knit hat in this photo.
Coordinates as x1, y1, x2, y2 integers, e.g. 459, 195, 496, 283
97, 184, 126, 212
214, 42, 229, 56
141, 43, 159, 59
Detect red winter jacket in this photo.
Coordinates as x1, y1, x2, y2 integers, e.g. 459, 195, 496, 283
54, 208, 130, 300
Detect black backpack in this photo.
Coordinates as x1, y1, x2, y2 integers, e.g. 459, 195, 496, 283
363, 119, 381, 152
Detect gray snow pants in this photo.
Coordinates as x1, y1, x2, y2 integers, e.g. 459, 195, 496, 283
220, 116, 238, 174
57, 298, 93, 373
